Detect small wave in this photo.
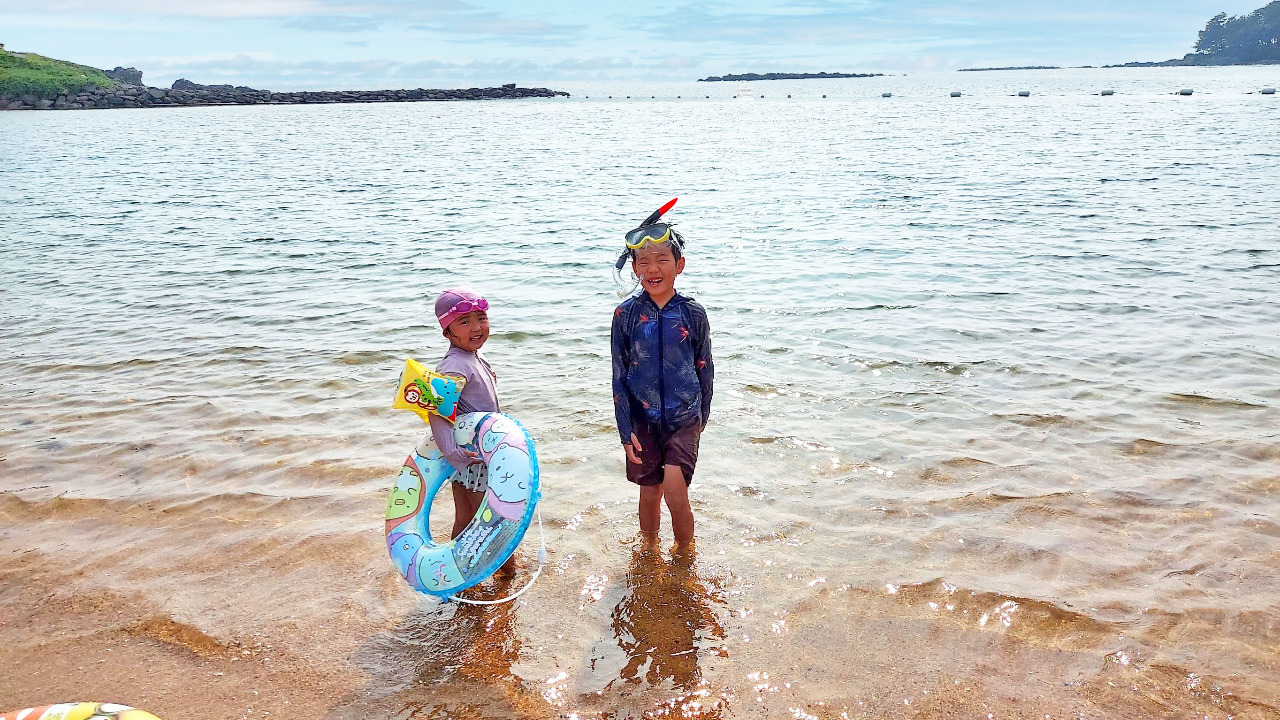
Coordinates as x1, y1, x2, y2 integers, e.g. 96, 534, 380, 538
337, 350, 396, 365
841, 578, 1116, 645
1164, 393, 1266, 410
1124, 438, 1181, 456
491, 330, 558, 342
995, 412, 1079, 428
743, 383, 786, 397
127, 615, 227, 657
941, 456, 996, 468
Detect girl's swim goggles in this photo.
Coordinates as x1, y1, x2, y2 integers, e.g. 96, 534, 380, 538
443, 297, 489, 316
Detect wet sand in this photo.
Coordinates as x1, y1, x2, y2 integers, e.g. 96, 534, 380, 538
4, 493, 1276, 719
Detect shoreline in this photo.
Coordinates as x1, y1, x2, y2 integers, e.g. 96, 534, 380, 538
1, 82, 570, 111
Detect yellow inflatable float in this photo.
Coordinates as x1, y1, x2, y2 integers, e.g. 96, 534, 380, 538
0, 703, 160, 720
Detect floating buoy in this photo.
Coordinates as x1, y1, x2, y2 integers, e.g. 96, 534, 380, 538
787, 94, 791, 98
1017, 90, 1030, 97
1262, 88, 1276, 95
822, 94, 827, 98
950, 91, 962, 97
1177, 89, 1193, 96
759, 94, 764, 98
1100, 90, 1115, 96
882, 92, 892, 98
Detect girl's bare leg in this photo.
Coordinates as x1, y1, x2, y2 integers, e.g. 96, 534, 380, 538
451, 483, 483, 539
452, 484, 518, 576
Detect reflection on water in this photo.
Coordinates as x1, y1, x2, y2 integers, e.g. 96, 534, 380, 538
602, 542, 726, 691
328, 575, 533, 719
577, 540, 730, 719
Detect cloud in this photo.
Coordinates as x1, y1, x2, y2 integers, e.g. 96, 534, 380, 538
283, 14, 381, 32
408, 10, 583, 44
140, 52, 570, 89
629, 0, 1235, 53
3, 0, 582, 42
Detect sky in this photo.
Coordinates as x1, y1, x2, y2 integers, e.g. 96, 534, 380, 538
0, 1, 1268, 89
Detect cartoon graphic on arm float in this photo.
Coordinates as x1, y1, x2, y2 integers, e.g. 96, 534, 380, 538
394, 358, 465, 422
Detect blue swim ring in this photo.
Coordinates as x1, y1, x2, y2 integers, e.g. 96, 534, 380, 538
384, 411, 541, 599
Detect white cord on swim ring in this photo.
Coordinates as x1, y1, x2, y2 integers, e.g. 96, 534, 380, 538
449, 508, 546, 606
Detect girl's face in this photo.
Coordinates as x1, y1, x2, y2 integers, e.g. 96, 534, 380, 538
632, 243, 685, 300
445, 310, 489, 352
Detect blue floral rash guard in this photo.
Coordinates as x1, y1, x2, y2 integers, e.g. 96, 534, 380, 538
611, 291, 714, 443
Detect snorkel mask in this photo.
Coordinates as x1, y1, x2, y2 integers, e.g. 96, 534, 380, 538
613, 198, 684, 294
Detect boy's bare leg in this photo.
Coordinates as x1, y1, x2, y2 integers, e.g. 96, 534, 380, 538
639, 483, 664, 537
661, 465, 695, 545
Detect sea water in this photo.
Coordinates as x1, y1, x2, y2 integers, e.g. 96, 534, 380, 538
2, 67, 1279, 718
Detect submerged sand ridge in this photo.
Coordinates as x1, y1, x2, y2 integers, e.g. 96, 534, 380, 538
4, 72, 1280, 717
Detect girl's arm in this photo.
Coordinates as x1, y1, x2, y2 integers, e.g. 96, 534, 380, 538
429, 412, 479, 473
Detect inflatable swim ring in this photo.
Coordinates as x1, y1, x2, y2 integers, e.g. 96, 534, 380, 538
0, 703, 161, 720
386, 360, 541, 599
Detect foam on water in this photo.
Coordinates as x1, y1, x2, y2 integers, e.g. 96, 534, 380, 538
3, 67, 1279, 717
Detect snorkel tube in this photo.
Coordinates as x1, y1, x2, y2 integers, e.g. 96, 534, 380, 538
613, 198, 680, 293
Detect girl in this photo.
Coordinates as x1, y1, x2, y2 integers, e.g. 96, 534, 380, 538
427, 287, 501, 540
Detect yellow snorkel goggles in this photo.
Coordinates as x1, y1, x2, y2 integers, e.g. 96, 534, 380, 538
624, 223, 676, 250
614, 197, 683, 272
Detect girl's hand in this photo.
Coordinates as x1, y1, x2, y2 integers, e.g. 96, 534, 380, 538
624, 433, 644, 465
462, 448, 482, 465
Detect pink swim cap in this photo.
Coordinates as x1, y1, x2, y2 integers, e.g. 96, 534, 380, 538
435, 287, 489, 332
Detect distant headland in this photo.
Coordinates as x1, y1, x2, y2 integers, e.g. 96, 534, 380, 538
1108, 1, 1279, 67
699, 72, 884, 82
0, 43, 569, 111
958, 66, 1061, 72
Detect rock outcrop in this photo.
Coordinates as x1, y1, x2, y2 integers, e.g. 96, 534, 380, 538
1, 78, 570, 111
105, 67, 144, 85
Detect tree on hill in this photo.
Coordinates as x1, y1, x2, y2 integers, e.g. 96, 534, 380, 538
1191, 1, 1280, 63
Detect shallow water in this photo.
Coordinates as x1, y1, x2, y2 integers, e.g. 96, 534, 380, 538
3, 67, 1279, 718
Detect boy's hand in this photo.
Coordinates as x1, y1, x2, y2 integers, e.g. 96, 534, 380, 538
624, 433, 644, 464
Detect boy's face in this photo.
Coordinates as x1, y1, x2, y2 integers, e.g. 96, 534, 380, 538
445, 310, 489, 352
632, 243, 684, 299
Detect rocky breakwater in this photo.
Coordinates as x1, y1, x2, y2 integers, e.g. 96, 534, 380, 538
2, 76, 569, 111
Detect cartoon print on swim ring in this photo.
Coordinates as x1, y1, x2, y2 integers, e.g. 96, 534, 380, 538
384, 398, 540, 599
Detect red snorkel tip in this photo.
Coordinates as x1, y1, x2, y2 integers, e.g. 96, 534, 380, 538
640, 197, 678, 227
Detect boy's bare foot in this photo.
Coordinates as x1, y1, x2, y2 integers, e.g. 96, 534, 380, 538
670, 539, 696, 569
638, 530, 661, 553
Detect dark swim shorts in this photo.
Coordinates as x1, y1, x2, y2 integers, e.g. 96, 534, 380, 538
625, 422, 702, 486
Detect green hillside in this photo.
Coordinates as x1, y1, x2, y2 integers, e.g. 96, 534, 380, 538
0, 43, 118, 99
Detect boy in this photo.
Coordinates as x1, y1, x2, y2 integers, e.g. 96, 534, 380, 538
611, 206, 713, 546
